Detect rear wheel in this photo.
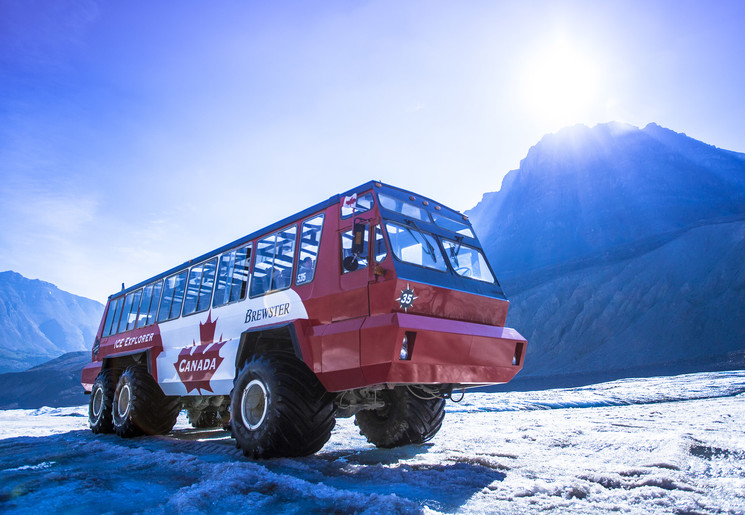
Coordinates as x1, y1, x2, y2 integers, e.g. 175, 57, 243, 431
112, 365, 181, 438
89, 369, 118, 434
355, 386, 445, 448
230, 353, 335, 459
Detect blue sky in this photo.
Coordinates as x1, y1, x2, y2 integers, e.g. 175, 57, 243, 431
2, 0, 744, 302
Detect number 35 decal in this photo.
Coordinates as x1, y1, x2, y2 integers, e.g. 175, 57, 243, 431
396, 285, 418, 312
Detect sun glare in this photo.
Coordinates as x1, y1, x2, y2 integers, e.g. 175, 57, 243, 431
521, 39, 599, 129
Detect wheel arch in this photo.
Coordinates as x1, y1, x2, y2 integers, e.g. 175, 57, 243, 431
235, 322, 305, 371
101, 350, 152, 375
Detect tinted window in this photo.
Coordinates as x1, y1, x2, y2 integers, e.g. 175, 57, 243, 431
431, 212, 475, 238
296, 215, 324, 285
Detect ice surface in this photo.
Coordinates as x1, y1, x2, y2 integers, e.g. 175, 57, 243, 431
1, 371, 744, 513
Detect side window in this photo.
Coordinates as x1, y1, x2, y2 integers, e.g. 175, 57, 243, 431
145, 281, 163, 326
157, 270, 188, 322
110, 297, 125, 335
213, 245, 251, 307
117, 292, 137, 334
125, 290, 142, 331
250, 226, 297, 297
341, 192, 374, 218
374, 224, 387, 263
103, 297, 122, 337
183, 258, 217, 316
229, 246, 251, 302
136, 281, 163, 329
341, 224, 369, 273
251, 236, 275, 297
296, 214, 324, 285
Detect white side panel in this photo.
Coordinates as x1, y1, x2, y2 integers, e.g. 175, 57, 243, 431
155, 289, 307, 396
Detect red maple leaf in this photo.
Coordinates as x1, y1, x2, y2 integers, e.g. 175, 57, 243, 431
199, 311, 221, 345
173, 311, 225, 394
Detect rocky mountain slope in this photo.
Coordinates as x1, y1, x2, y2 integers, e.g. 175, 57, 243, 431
470, 123, 745, 380
0, 351, 89, 409
0, 271, 103, 374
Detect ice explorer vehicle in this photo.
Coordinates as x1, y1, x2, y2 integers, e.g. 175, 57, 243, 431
82, 181, 526, 458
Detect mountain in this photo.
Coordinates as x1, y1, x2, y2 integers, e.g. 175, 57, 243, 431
0, 271, 103, 374
0, 351, 90, 409
469, 122, 745, 282
469, 122, 745, 381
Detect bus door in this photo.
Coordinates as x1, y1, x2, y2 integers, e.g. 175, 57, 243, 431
337, 219, 371, 320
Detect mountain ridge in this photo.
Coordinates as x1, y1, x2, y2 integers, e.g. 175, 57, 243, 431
0, 271, 103, 374
470, 122, 745, 380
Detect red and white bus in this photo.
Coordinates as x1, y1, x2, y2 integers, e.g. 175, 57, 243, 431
82, 181, 526, 458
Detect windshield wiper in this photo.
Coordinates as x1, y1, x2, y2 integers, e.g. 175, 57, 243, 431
404, 219, 438, 263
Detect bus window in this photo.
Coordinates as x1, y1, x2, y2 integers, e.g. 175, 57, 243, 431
110, 297, 125, 335
125, 289, 142, 331
374, 224, 387, 263
341, 192, 374, 219
117, 292, 137, 333
213, 245, 251, 307
146, 281, 162, 326
230, 246, 251, 302
103, 297, 122, 336
250, 226, 297, 297
296, 214, 324, 285
341, 224, 369, 273
157, 270, 188, 322
183, 258, 217, 316
136, 281, 162, 328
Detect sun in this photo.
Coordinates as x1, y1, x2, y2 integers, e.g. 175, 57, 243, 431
521, 39, 599, 129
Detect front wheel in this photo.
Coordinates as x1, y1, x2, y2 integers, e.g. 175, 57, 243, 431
355, 386, 446, 448
112, 365, 181, 438
230, 354, 335, 459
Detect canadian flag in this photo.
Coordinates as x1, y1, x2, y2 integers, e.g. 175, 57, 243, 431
342, 193, 357, 209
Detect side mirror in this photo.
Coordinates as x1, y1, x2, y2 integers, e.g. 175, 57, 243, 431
343, 255, 359, 272
351, 222, 365, 256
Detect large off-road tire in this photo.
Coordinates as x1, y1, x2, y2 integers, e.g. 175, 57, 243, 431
188, 407, 229, 429
89, 369, 118, 434
112, 365, 181, 438
230, 353, 336, 459
355, 386, 446, 448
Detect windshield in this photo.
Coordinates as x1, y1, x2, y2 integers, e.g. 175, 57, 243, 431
385, 222, 447, 272
431, 212, 474, 238
441, 239, 495, 283
378, 193, 430, 222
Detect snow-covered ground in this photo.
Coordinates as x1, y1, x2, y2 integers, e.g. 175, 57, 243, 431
1, 371, 744, 514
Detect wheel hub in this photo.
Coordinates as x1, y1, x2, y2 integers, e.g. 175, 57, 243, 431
117, 383, 132, 419
241, 379, 268, 430
92, 387, 104, 419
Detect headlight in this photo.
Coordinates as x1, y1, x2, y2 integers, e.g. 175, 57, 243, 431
399, 334, 410, 360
